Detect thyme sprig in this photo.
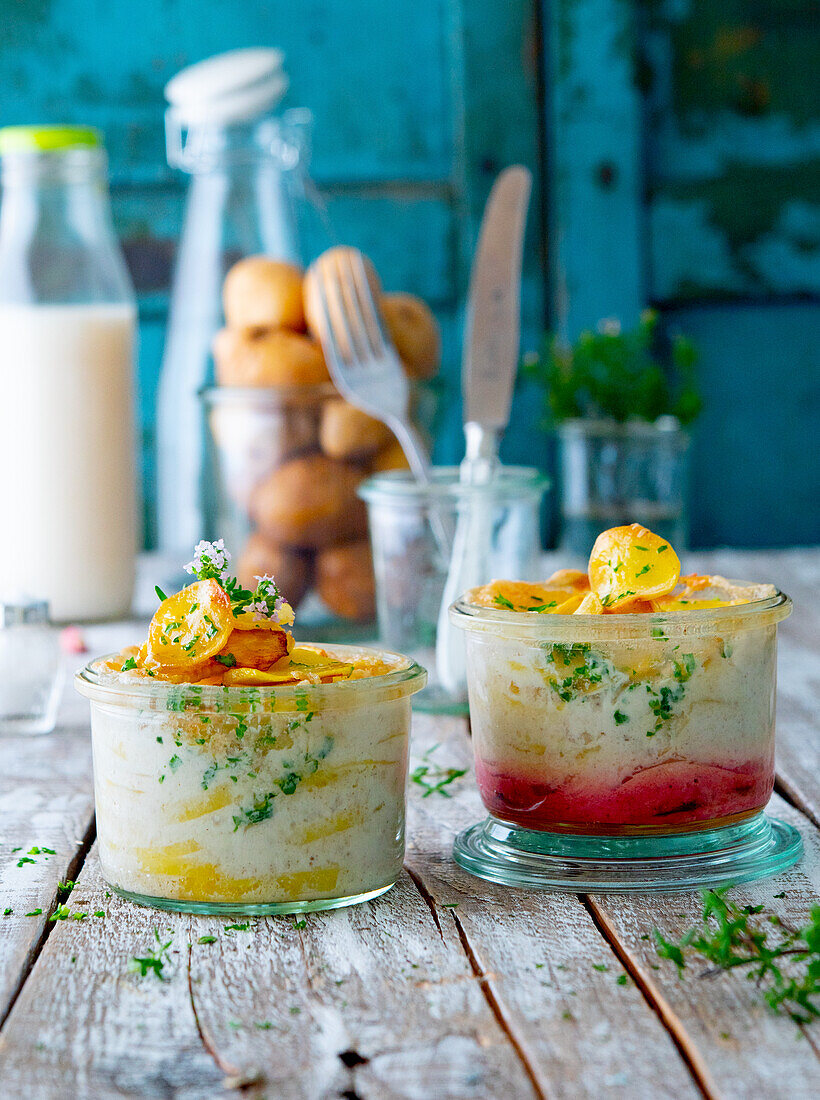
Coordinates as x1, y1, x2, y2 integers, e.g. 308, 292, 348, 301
655, 888, 820, 1025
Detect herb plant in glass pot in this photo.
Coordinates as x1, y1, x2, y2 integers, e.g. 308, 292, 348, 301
526, 311, 702, 556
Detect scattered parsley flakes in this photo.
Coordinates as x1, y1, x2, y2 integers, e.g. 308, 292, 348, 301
411, 763, 467, 798
655, 887, 820, 1025
292, 917, 307, 930
155, 585, 168, 602
636, 564, 651, 577
651, 627, 666, 638
592, 963, 609, 972
49, 905, 71, 922
197, 935, 217, 944
121, 657, 137, 671
94, 910, 105, 919
129, 928, 172, 979
614, 710, 629, 725
224, 923, 251, 934
616, 974, 629, 986
214, 653, 237, 667
25, 909, 42, 917
493, 593, 515, 610
3, 907, 13, 916
657, 545, 669, 553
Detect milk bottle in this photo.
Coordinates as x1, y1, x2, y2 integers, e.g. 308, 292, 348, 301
0, 127, 138, 621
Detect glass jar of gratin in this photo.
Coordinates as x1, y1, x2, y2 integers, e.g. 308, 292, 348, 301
76, 646, 425, 914
450, 588, 802, 892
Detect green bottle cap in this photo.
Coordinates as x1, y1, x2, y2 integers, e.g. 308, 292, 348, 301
0, 125, 102, 155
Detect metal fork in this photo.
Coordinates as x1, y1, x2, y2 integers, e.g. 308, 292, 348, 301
305, 247, 451, 557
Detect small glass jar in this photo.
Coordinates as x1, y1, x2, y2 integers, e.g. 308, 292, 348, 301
557, 417, 690, 558
203, 383, 385, 636
450, 588, 801, 892
0, 601, 62, 735
360, 467, 549, 712
75, 646, 426, 915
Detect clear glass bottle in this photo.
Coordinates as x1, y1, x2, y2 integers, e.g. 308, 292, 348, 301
0, 126, 138, 621
0, 600, 62, 735
157, 106, 322, 576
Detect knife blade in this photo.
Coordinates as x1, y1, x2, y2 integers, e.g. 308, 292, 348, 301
462, 164, 532, 434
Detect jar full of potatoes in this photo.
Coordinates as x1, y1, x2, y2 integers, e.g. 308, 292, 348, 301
204, 254, 442, 633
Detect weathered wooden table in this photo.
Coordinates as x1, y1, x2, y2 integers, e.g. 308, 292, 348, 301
1, 550, 818, 1099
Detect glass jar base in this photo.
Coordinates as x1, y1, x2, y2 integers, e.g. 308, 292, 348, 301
453, 813, 802, 894
108, 880, 396, 916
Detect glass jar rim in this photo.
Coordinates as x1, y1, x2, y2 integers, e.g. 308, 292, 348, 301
556, 416, 689, 441
359, 466, 550, 505
201, 382, 338, 408
75, 644, 427, 713
450, 585, 792, 640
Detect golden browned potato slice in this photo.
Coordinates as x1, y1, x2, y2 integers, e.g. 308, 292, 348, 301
319, 398, 392, 461
223, 256, 306, 331
250, 454, 368, 549
147, 580, 234, 667
315, 540, 375, 622
213, 327, 331, 388
381, 293, 441, 380
218, 628, 289, 670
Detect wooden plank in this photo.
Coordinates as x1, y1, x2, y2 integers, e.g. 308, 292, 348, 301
0, 845, 535, 1099
405, 714, 701, 1099
588, 795, 820, 1100
0, 722, 94, 1026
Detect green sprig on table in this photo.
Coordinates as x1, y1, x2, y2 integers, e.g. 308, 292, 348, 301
525, 310, 702, 426
655, 887, 820, 1025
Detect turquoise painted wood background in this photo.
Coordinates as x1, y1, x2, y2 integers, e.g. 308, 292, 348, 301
1, 0, 818, 547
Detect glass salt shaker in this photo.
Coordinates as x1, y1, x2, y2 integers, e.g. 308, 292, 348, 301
0, 601, 63, 735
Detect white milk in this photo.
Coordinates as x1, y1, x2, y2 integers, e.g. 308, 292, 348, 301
0, 302, 138, 621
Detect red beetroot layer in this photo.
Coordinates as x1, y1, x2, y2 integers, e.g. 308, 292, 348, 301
474, 755, 774, 832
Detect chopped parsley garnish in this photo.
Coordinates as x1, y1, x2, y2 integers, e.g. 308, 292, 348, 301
129, 929, 172, 979
121, 657, 138, 671
636, 564, 651, 577
198, 935, 217, 944
656, 887, 820, 1025
292, 918, 307, 929
673, 653, 696, 683
224, 923, 251, 934
657, 545, 668, 553
651, 627, 666, 638
614, 710, 629, 725
635, 545, 650, 551
155, 585, 167, 602
3, 907, 12, 916
232, 792, 276, 831
168, 754, 183, 771
529, 602, 558, 613
493, 593, 515, 610
25, 909, 43, 917
214, 653, 237, 667
411, 763, 467, 798
49, 905, 71, 922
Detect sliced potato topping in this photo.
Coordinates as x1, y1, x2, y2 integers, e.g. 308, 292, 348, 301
588, 524, 680, 610
147, 580, 234, 667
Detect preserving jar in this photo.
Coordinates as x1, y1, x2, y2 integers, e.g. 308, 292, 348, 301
450, 588, 802, 891
76, 645, 426, 914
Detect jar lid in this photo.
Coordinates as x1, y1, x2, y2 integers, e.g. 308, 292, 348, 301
165, 48, 288, 128
0, 125, 102, 156
0, 599, 50, 627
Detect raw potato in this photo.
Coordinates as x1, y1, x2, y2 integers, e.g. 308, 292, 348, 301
319, 398, 392, 461
223, 256, 306, 331
304, 247, 382, 339
236, 532, 312, 608
381, 293, 441, 380
370, 437, 411, 473
316, 540, 376, 622
250, 454, 367, 549
213, 327, 330, 388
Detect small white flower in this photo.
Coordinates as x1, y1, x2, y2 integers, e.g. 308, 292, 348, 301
185, 539, 232, 578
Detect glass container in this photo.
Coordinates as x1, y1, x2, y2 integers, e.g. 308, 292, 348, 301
157, 108, 326, 573
0, 600, 62, 735
0, 126, 138, 621
203, 384, 383, 637
360, 467, 549, 712
450, 589, 801, 891
75, 646, 426, 915
557, 417, 689, 559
